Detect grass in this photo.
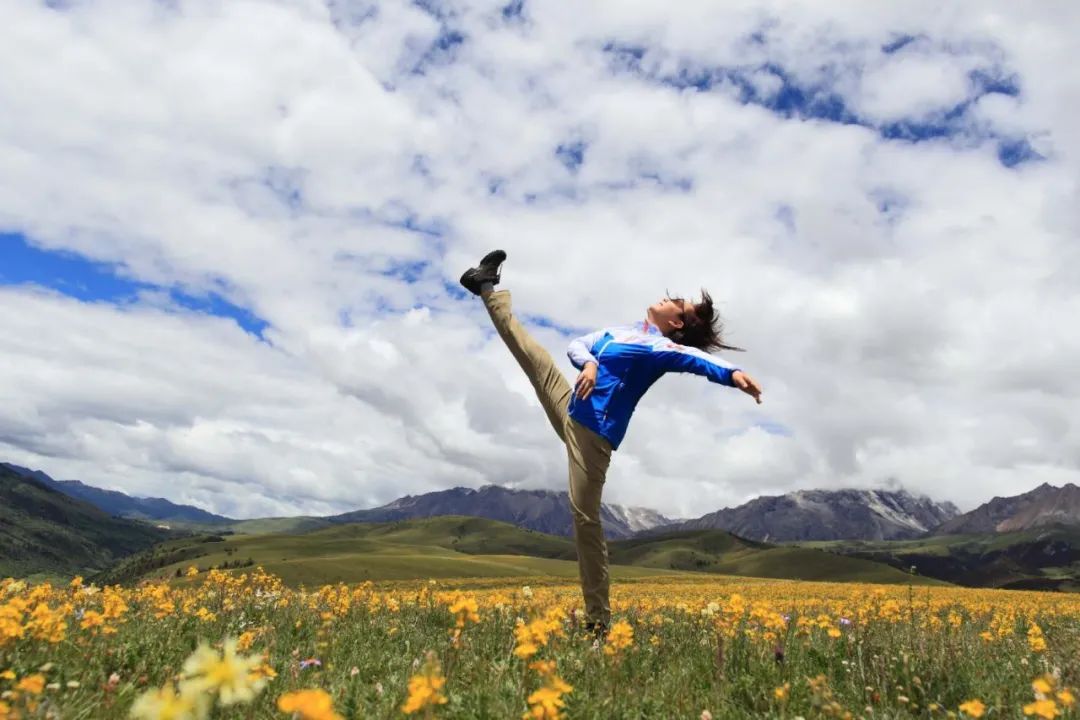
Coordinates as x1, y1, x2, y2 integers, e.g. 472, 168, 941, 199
791, 525, 1080, 590
2, 570, 1078, 719
94, 517, 949, 588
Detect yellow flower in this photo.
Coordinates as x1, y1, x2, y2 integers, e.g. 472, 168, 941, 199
185, 567, 199, 578
1023, 699, 1060, 719
524, 676, 573, 720
276, 689, 343, 720
401, 653, 448, 715
1034, 677, 1055, 695
181, 638, 266, 705
1056, 690, 1075, 707
603, 620, 633, 657
1027, 623, 1047, 653
959, 699, 986, 717
0, 669, 15, 680
236, 631, 257, 652
129, 684, 210, 720
827, 627, 842, 638
774, 683, 790, 701
448, 595, 480, 628
16, 673, 46, 695
80, 610, 106, 631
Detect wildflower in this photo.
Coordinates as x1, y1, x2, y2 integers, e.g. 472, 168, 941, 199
1056, 689, 1075, 707
185, 567, 199, 578
1023, 699, 1060, 719
299, 658, 322, 671
349, 667, 359, 678
513, 621, 540, 660
603, 620, 633, 657
250, 663, 277, 682
1028, 623, 1047, 653
401, 652, 448, 715
129, 684, 210, 720
181, 638, 266, 705
236, 631, 257, 652
448, 595, 480, 628
1034, 677, 1055, 696
277, 689, 343, 720
66, 681, 80, 689
524, 675, 573, 720
827, 628, 842, 639
522, 586, 533, 599
16, 674, 45, 695
958, 699, 986, 717
701, 712, 713, 720
774, 683, 790, 701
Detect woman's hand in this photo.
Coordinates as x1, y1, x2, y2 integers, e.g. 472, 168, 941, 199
732, 370, 763, 404
575, 362, 598, 400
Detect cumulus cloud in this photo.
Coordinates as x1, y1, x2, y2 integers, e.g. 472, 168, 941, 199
0, 0, 1077, 519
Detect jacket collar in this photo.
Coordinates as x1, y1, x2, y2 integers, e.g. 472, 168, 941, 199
642, 319, 662, 336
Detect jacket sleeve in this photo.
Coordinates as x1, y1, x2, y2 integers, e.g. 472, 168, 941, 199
653, 343, 741, 386
567, 329, 606, 370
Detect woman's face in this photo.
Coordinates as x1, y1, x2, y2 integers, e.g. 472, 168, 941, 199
648, 296, 691, 334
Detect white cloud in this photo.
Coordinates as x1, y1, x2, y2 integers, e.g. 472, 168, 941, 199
0, 0, 1078, 519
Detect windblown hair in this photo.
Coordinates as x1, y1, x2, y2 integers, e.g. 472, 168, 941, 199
667, 288, 745, 353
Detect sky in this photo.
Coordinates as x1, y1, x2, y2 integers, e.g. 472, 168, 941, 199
1, 1, 1078, 520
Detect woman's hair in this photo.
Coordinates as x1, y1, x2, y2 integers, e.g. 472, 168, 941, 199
667, 289, 745, 353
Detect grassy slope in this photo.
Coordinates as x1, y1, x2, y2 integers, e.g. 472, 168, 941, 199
610, 530, 945, 585
96, 516, 945, 587
791, 525, 1080, 590
167, 516, 335, 535
0, 466, 168, 578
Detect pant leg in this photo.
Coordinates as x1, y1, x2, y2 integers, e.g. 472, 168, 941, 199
483, 289, 572, 442
565, 417, 613, 626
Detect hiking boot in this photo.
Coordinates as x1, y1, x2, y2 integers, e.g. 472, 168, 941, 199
459, 249, 507, 296
585, 621, 609, 641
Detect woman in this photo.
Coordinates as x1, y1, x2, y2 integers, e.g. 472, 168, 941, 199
460, 249, 763, 637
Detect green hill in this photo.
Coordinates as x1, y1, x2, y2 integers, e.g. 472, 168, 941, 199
0, 465, 169, 580
94, 516, 945, 587
795, 525, 1080, 591
609, 529, 946, 585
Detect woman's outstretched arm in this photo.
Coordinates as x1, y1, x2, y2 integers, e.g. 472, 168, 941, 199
654, 344, 763, 404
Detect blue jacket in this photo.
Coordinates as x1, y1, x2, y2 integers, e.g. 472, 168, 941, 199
566, 319, 741, 450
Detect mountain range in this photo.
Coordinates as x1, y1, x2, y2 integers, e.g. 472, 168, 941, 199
0, 465, 168, 577
1, 463, 233, 525
5, 458, 1080, 589
645, 488, 960, 542
6, 460, 1080, 547
933, 482, 1080, 535
330, 485, 674, 539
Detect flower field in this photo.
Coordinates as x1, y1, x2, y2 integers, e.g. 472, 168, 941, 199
2, 568, 1078, 719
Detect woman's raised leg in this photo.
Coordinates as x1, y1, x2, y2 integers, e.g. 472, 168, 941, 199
482, 289, 572, 442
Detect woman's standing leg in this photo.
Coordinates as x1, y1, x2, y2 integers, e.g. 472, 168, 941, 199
482, 289, 571, 441
565, 418, 613, 630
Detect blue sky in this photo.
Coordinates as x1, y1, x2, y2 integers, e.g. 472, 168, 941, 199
1, 233, 269, 338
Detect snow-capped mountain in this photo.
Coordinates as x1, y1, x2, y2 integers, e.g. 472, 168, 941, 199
330, 484, 675, 539
643, 488, 960, 542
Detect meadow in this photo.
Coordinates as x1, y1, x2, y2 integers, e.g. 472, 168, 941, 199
2, 567, 1079, 719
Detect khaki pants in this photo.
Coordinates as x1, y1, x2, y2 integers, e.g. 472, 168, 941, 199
483, 289, 613, 625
